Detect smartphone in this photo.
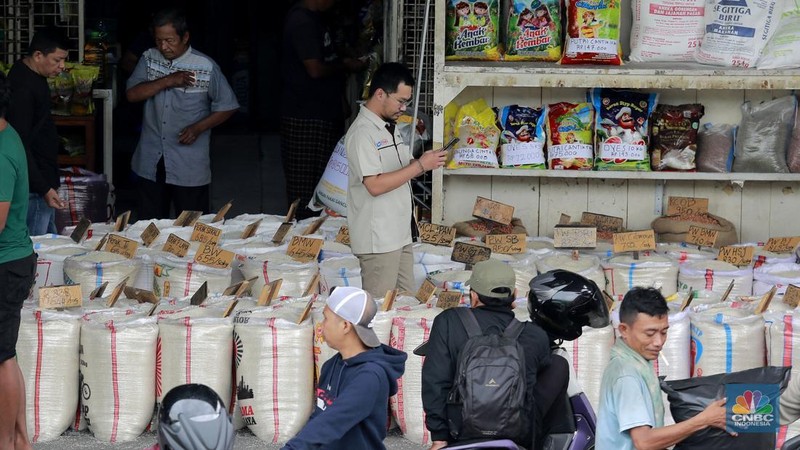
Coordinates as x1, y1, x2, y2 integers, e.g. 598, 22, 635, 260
441, 137, 459, 153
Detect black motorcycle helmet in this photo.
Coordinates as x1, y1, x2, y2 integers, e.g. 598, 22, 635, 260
528, 269, 610, 341
158, 383, 234, 450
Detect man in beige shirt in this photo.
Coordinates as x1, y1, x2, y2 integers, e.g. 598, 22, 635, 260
345, 62, 446, 297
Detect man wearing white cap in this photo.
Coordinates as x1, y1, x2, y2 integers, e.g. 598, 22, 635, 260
282, 286, 407, 450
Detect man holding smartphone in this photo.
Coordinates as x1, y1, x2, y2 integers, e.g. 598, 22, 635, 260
345, 62, 447, 297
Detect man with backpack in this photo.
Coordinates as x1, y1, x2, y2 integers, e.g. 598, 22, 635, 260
420, 259, 563, 449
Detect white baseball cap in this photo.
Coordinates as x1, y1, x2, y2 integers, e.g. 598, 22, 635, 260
326, 286, 380, 348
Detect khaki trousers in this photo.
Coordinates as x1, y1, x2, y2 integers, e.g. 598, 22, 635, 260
355, 244, 415, 298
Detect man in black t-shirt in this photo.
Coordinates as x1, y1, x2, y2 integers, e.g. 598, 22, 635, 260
280, 0, 366, 220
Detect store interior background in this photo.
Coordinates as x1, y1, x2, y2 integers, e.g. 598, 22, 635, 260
81, 0, 398, 222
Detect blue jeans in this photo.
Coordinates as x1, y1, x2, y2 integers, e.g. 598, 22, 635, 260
27, 193, 57, 236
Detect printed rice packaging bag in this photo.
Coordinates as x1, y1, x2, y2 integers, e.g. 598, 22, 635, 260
446, 0, 501, 60
446, 100, 501, 168
545, 102, 595, 170
629, 0, 705, 62
559, 0, 623, 65
694, 0, 780, 67
505, 0, 563, 61
591, 88, 658, 171
756, 3, 800, 69
649, 104, 704, 171
497, 105, 547, 169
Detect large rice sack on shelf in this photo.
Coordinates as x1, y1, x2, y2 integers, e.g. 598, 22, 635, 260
55, 167, 110, 234
63, 251, 142, 299
694, 0, 779, 67
80, 314, 158, 442
602, 253, 679, 300
496, 105, 547, 168
240, 250, 318, 298
690, 307, 765, 377
16, 309, 81, 442
537, 253, 605, 292
764, 311, 800, 447
319, 255, 362, 294
389, 306, 443, 446
562, 325, 615, 410
31, 245, 88, 299
234, 313, 314, 443
152, 254, 232, 298
445, 0, 501, 61
628, 0, 704, 62
591, 88, 658, 171
753, 263, 800, 297
656, 242, 718, 264
732, 95, 796, 174
652, 213, 737, 247
678, 260, 753, 297
559, 0, 623, 65
545, 102, 595, 170
156, 316, 234, 419
504, 0, 563, 62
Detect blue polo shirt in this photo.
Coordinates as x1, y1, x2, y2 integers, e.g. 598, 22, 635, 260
128, 46, 239, 187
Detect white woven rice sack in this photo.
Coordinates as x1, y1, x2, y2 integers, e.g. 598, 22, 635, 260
319, 256, 362, 294
16, 309, 81, 442
413, 243, 457, 265
226, 213, 288, 227
32, 245, 88, 299
320, 241, 352, 260
32, 233, 80, 250
61, 222, 115, 245
538, 253, 606, 292
602, 254, 679, 300
753, 263, 800, 297
63, 251, 142, 299
156, 316, 234, 415
152, 254, 232, 298
629, 0, 705, 62
562, 325, 615, 410
656, 243, 719, 264
131, 247, 168, 292
765, 310, 800, 448
413, 262, 465, 292
148, 226, 196, 250
389, 307, 443, 446
526, 237, 556, 257
80, 314, 158, 442
678, 260, 753, 297
738, 243, 799, 268
431, 270, 471, 301
234, 314, 315, 444
122, 219, 175, 238
690, 307, 765, 377
240, 251, 318, 298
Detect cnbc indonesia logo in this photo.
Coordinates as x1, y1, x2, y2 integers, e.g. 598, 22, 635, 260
730, 390, 775, 430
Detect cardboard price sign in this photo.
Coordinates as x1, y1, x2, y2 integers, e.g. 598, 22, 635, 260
191, 222, 222, 245
88, 282, 109, 300
104, 234, 139, 259
302, 272, 321, 296
783, 285, 800, 308
381, 289, 398, 312
302, 216, 328, 236
472, 197, 514, 225
559, 214, 572, 225
415, 278, 437, 304
240, 219, 262, 240
667, 196, 709, 216
686, 226, 719, 248
755, 286, 778, 315
554, 226, 597, 249
124, 286, 158, 304
39, 285, 83, 309
140, 223, 160, 247
764, 236, 800, 254
162, 233, 190, 258
296, 294, 316, 324
271, 222, 293, 244
194, 243, 235, 268
335, 226, 351, 245
717, 246, 755, 266
105, 277, 129, 308
212, 200, 233, 223
173, 210, 202, 227
436, 291, 462, 310
485, 233, 526, 254
286, 236, 324, 263
190, 281, 209, 306
580, 212, 624, 233
258, 279, 283, 306
451, 241, 492, 265
613, 230, 656, 253
285, 198, 301, 223
94, 233, 110, 251
419, 223, 456, 246
114, 210, 131, 232
70, 217, 91, 243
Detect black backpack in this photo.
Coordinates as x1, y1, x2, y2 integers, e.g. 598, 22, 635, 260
447, 307, 528, 443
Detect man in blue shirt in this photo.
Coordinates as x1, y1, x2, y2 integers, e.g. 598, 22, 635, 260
596, 287, 730, 450
127, 7, 238, 219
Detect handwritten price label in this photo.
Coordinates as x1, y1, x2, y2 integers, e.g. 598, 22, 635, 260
717, 246, 755, 266
140, 223, 160, 247
686, 226, 719, 248
764, 236, 800, 254
419, 223, 456, 246
451, 241, 492, 265
286, 236, 324, 263
416, 278, 437, 304
271, 222, 293, 244
667, 197, 709, 216
104, 234, 139, 259
436, 291, 462, 310
335, 226, 351, 245
194, 243, 234, 268
484, 233, 525, 254
472, 197, 514, 225
173, 210, 202, 227
783, 285, 800, 308
39, 285, 83, 309
240, 219, 262, 239
613, 230, 656, 253
162, 233, 190, 258
580, 212, 624, 233
190, 222, 222, 245
114, 210, 131, 232
553, 226, 597, 249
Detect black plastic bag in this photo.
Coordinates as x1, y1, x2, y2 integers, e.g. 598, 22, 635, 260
661, 366, 791, 450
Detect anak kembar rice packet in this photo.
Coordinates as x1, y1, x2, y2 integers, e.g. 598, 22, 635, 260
446, 0, 502, 60
504, 0, 563, 61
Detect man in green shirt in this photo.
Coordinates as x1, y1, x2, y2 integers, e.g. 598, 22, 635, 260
0, 71, 36, 450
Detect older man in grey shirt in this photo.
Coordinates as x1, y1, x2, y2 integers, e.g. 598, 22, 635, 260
127, 7, 238, 219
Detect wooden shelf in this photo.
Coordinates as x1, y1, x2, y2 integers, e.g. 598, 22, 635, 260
442, 168, 800, 182
54, 113, 96, 171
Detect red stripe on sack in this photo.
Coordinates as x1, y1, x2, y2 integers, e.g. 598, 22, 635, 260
270, 318, 280, 443
421, 318, 431, 446
704, 269, 714, 291
262, 261, 270, 284
185, 317, 192, 383
680, 251, 688, 263
184, 262, 193, 296
784, 315, 794, 368
109, 321, 120, 443
394, 318, 407, 434
754, 256, 766, 269
33, 311, 43, 442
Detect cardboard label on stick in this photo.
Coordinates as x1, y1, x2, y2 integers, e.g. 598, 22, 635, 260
437, 291, 462, 310
296, 294, 315, 324
241, 219, 262, 240
88, 282, 109, 300
302, 216, 328, 236
613, 230, 656, 253
190, 222, 222, 245
271, 222, 293, 244
285, 198, 301, 223
105, 277, 129, 308
381, 289, 398, 311
39, 285, 83, 309
451, 241, 492, 265
717, 246, 755, 266
141, 223, 160, 247
190, 281, 208, 306
764, 236, 800, 254
667, 196, 709, 216
124, 286, 158, 304
163, 233, 190, 258
105, 234, 139, 259
194, 243, 234, 268
286, 236, 323, 263
484, 233, 526, 254
755, 286, 778, 315
472, 197, 514, 225
212, 200, 233, 223
554, 226, 597, 249
418, 223, 457, 246
686, 226, 719, 248
335, 226, 351, 245
580, 212, 624, 233
416, 278, 437, 304
173, 211, 202, 227
783, 285, 800, 308
70, 218, 91, 243
114, 210, 131, 232
559, 214, 572, 225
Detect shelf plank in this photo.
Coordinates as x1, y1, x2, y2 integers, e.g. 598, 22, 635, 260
441, 168, 800, 182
